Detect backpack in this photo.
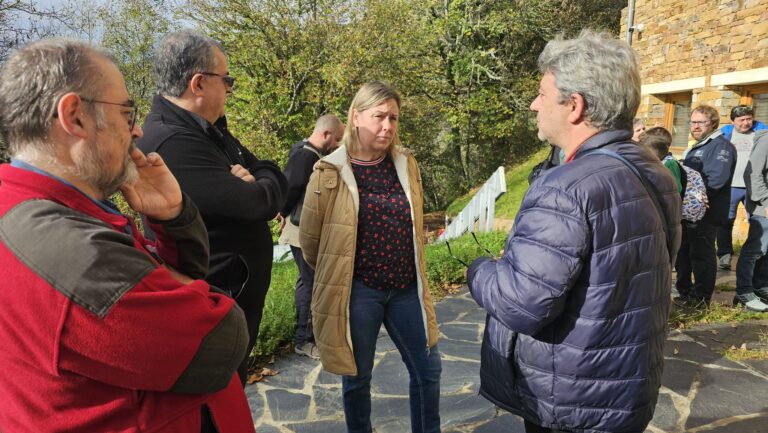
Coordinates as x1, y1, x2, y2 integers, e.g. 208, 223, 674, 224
674, 159, 708, 222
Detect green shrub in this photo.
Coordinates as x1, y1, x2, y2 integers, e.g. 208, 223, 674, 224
253, 260, 298, 356
424, 230, 508, 297
445, 147, 550, 219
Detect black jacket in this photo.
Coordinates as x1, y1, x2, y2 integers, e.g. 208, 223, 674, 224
138, 95, 287, 295
280, 140, 323, 217
683, 131, 736, 225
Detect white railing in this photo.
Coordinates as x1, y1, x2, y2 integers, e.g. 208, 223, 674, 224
437, 166, 506, 242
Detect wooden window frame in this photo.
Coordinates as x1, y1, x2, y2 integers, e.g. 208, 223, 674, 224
740, 84, 768, 105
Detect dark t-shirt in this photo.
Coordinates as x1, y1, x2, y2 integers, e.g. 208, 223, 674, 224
351, 155, 416, 290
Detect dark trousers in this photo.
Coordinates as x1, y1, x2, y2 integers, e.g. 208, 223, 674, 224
676, 221, 717, 302
291, 246, 315, 345
716, 187, 747, 257
235, 249, 272, 385
735, 215, 768, 296
524, 420, 568, 433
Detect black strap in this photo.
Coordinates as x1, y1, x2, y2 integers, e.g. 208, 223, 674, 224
584, 148, 669, 237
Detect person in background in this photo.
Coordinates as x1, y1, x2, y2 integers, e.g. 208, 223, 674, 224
639, 126, 683, 193
716, 105, 768, 270
632, 117, 646, 141
734, 129, 768, 312
300, 81, 441, 433
676, 105, 736, 307
278, 113, 344, 359
138, 30, 287, 385
0, 38, 253, 433
466, 30, 681, 433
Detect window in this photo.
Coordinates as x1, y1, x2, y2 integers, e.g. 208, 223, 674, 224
663, 92, 692, 152
740, 84, 768, 123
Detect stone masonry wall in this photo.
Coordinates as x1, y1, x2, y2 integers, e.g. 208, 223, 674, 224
622, 0, 768, 85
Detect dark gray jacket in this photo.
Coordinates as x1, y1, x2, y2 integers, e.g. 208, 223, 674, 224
468, 130, 682, 433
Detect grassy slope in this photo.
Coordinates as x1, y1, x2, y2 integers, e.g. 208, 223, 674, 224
445, 147, 550, 219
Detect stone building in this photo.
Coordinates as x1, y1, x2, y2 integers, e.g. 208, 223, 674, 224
622, 0, 768, 151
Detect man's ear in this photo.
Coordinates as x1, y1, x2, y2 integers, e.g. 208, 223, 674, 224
567, 93, 587, 124
189, 73, 205, 96
56, 93, 88, 138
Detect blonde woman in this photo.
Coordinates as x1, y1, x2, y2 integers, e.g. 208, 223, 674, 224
299, 81, 441, 433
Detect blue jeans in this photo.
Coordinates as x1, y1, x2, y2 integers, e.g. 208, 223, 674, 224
342, 279, 442, 433
735, 215, 768, 296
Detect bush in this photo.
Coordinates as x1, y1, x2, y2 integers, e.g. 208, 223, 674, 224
424, 230, 508, 298
253, 260, 298, 356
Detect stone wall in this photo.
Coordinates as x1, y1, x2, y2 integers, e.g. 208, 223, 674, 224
623, 0, 768, 85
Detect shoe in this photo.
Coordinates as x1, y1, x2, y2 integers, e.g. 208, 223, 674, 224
754, 287, 768, 303
718, 254, 732, 270
673, 296, 708, 310
294, 342, 320, 360
733, 293, 768, 312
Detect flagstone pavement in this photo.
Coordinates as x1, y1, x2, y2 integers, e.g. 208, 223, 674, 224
247, 266, 768, 432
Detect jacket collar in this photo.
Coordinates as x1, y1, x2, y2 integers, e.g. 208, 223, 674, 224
572, 129, 633, 161
318, 145, 410, 213
0, 164, 130, 230
690, 129, 724, 150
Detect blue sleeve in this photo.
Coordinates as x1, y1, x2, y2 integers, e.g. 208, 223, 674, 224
467, 185, 590, 336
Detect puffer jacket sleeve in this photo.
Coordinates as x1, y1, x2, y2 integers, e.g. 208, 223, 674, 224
299, 167, 325, 269
467, 184, 590, 336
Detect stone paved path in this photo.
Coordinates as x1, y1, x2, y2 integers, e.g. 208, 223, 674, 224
248, 268, 768, 433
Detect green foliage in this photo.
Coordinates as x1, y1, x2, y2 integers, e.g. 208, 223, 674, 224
253, 260, 297, 356
445, 146, 549, 217
424, 230, 508, 294
97, 0, 174, 119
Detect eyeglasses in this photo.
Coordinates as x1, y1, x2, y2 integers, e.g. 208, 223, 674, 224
689, 120, 710, 126
200, 72, 235, 88
81, 97, 137, 132
444, 232, 498, 268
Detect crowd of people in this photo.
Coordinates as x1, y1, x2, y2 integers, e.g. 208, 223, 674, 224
0, 26, 761, 433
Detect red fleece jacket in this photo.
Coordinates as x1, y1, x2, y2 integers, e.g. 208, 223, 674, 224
0, 164, 255, 433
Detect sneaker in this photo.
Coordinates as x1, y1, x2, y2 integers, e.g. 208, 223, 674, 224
294, 342, 320, 360
718, 254, 732, 270
733, 293, 768, 312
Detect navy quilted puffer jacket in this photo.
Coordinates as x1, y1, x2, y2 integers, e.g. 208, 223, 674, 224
468, 130, 682, 433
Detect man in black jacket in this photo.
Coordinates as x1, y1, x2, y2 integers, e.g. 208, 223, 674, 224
138, 30, 287, 385
278, 114, 343, 359
677, 105, 736, 307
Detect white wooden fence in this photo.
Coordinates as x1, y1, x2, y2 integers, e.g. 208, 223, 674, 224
437, 166, 506, 242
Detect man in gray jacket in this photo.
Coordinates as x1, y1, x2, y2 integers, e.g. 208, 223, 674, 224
735, 130, 768, 311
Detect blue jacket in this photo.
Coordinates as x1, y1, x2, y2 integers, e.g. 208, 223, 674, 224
683, 131, 736, 225
720, 120, 768, 140
468, 130, 682, 433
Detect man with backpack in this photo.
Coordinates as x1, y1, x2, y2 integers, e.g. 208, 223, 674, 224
676, 105, 737, 307
278, 114, 344, 358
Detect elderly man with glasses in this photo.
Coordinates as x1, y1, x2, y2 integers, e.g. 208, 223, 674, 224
675, 105, 737, 308
0, 39, 254, 433
138, 30, 287, 385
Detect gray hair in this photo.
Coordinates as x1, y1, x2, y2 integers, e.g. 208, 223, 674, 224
538, 30, 641, 132
154, 30, 225, 97
0, 38, 110, 156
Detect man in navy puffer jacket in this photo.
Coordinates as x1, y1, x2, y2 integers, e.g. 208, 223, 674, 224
467, 31, 682, 433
